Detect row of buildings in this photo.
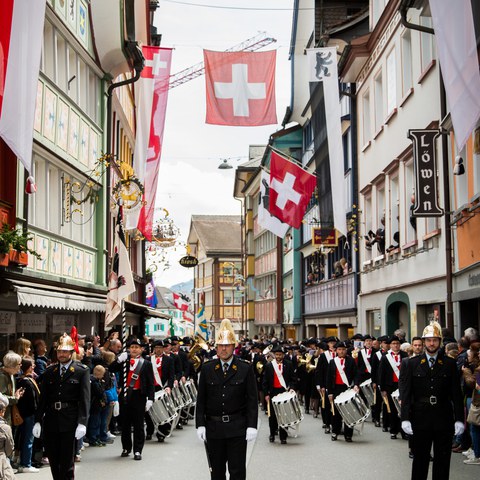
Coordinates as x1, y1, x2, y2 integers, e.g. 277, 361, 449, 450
0, 0, 171, 352
188, 0, 480, 342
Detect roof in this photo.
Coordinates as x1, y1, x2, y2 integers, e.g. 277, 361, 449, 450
189, 215, 241, 254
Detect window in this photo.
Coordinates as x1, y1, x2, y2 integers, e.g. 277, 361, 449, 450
343, 129, 351, 172
401, 30, 413, 95
88, 69, 99, 121
223, 291, 233, 305
374, 72, 384, 132
389, 175, 400, 249
68, 47, 78, 102
455, 144, 468, 208
363, 194, 373, 259
362, 90, 371, 144
420, 16, 435, 71
386, 49, 396, 115
42, 21, 55, 79
79, 59, 88, 112
33, 157, 47, 230
56, 34, 67, 92
234, 291, 243, 305
405, 161, 416, 243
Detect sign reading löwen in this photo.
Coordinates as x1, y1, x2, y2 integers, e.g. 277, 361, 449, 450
179, 255, 198, 268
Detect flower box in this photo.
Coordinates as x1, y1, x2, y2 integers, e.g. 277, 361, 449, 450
8, 249, 28, 266
0, 254, 8, 267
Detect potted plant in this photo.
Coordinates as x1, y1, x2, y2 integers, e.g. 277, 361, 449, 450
9, 228, 42, 266
0, 223, 15, 266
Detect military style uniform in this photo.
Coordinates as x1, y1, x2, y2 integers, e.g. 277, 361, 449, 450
196, 355, 258, 480
400, 350, 463, 480
35, 361, 90, 480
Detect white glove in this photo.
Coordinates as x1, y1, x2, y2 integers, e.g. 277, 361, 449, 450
245, 427, 257, 442
402, 420, 413, 436
113, 401, 120, 417
75, 424, 87, 440
117, 352, 128, 363
454, 421, 465, 436
196, 426, 206, 441
32, 422, 42, 438
145, 400, 153, 412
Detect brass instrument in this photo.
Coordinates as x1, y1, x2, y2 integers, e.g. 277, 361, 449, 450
256, 345, 273, 375
188, 334, 209, 371
298, 353, 317, 373
256, 361, 264, 375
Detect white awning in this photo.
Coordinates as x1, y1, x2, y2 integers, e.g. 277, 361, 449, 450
11, 280, 106, 313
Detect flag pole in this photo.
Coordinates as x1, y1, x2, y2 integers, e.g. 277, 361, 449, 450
121, 299, 128, 399
267, 146, 318, 177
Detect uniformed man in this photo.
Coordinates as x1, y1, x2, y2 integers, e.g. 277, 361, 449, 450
371, 335, 388, 428
196, 319, 258, 480
110, 338, 154, 460
263, 344, 296, 444
400, 321, 464, 480
33, 333, 90, 480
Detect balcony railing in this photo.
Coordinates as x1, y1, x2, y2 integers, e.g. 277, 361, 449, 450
304, 273, 356, 315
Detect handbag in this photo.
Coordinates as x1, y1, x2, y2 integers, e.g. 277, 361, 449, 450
11, 404, 23, 427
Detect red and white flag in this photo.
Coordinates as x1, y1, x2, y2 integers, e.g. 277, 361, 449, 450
173, 292, 189, 312
0, 0, 46, 173
126, 46, 173, 239
204, 50, 277, 126
269, 151, 316, 229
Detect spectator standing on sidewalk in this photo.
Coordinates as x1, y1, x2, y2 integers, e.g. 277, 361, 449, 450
0, 393, 14, 480
87, 365, 108, 447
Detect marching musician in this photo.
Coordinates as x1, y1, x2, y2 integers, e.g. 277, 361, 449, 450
355, 334, 376, 409
315, 336, 337, 434
399, 322, 464, 480
110, 338, 154, 461
145, 340, 175, 442
378, 335, 407, 439
196, 319, 258, 480
263, 344, 296, 444
371, 335, 389, 429
326, 341, 357, 442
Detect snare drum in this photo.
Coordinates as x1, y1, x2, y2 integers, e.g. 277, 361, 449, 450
185, 380, 197, 405
359, 379, 375, 406
148, 390, 177, 426
179, 381, 193, 407
334, 389, 370, 428
171, 386, 186, 410
271, 391, 304, 429
391, 389, 401, 417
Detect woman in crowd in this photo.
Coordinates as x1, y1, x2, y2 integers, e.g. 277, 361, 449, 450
14, 339, 32, 360
16, 357, 40, 473
0, 352, 24, 427
0, 393, 14, 480
32, 340, 49, 378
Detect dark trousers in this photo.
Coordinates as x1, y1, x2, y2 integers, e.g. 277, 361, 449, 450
330, 385, 354, 438
207, 436, 247, 480
268, 388, 287, 440
411, 428, 453, 480
372, 385, 382, 422
121, 390, 146, 453
44, 429, 76, 480
384, 390, 400, 434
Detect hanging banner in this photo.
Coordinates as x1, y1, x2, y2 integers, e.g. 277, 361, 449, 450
408, 129, 443, 217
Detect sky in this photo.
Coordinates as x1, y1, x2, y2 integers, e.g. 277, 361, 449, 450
151, 0, 295, 288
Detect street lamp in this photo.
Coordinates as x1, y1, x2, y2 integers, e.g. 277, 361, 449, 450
218, 159, 233, 170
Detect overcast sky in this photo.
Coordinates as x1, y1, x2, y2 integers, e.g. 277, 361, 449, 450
152, 0, 295, 288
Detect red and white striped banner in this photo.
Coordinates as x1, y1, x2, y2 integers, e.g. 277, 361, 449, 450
0, 0, 46, 173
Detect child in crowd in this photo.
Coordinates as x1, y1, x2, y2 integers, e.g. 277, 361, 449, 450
87, 365, 107, 447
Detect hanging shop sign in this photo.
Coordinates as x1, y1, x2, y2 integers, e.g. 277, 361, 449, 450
52, 314, 76, 333
179, 255, 198, 268
0, 311, 16, 334
312, 227, 338, 247
18, 314, 47, 333
408, 129, 444, 217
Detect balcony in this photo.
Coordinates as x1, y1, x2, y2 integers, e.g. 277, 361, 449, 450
304, 273, 356, 315
254, 298, 277, 325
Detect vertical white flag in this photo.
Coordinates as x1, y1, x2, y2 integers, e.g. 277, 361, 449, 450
430, 0, 480, 151
306, 47, 347, 237
258, 169, 289, 238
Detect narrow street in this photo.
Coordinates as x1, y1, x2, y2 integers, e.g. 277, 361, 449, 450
24, 410, 473, 479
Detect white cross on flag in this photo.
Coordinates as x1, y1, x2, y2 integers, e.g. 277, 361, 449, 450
204, 50, 277, 126
173, 292, 189, 312
269, 151, 316, 229
0, 0, 46, 174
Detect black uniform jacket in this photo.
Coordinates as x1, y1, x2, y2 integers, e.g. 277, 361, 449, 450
314, 351, 333, 389
326, 356, 357, 393
262, 359, 296, 396
35, 361, 90, 433
370, 349, 385, 385
399, 351, 463, 430
378, 350, 408, 391
109, 356, 154, 401
195, 356, 258, 439
355, 348, 377, 384
150, 354, 175, 389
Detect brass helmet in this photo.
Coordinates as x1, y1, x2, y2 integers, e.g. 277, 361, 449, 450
215, 319, 236, 345
422, 320, 442, 339
57, 332, 75, 351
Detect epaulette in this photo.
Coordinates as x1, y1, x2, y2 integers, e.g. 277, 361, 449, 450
76, 362, 89, 369
236, 358, 249, 364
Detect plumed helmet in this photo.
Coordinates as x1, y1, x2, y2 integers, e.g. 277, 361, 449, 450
422, 321, 442, 339
215, 319, 236, 345
57, 333, 75, 351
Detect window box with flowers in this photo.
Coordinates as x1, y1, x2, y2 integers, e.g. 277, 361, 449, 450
0, 223, 42, 267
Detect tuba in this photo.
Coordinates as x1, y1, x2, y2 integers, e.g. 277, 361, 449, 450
188, 334, 210, 371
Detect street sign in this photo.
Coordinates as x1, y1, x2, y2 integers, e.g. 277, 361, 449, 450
179, 255, 198, 268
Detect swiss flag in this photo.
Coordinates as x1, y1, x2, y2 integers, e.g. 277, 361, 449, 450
173, 292, 189, 312
204, 50, 277, 126
269, 151, 316, 229
0, 0, 46, 173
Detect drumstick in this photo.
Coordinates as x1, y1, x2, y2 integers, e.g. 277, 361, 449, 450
331, 398, 335, 416
373, 387, 376, 404
267, 399, 271, 418
321, 392, 325, 409
382, 393, 391, 414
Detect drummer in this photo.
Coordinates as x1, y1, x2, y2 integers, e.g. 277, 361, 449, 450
326, 341, 357, 442
263, 344, 296, 444
145, 340, 175, 442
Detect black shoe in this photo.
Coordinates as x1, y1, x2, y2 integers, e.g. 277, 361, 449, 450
145, 435, 152, 441
121, 450, 130, 457
390, 434, 397, 440
176, 424, 183, 430
305, 409, 310, 414
134, 453, 142, 461
409, 451, 414, 459
322, 424, 327, 429
382, 427, 388, 432
281, 439, 287, 444
331, 434, 337, 441
345, 437, 353, 443
324, 427, 331, 434
375, 421, 381, 427
156, 434, 165, 443
269, 435, 275, 443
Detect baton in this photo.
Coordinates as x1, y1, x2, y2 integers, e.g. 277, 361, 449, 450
204, 440, 213, 473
